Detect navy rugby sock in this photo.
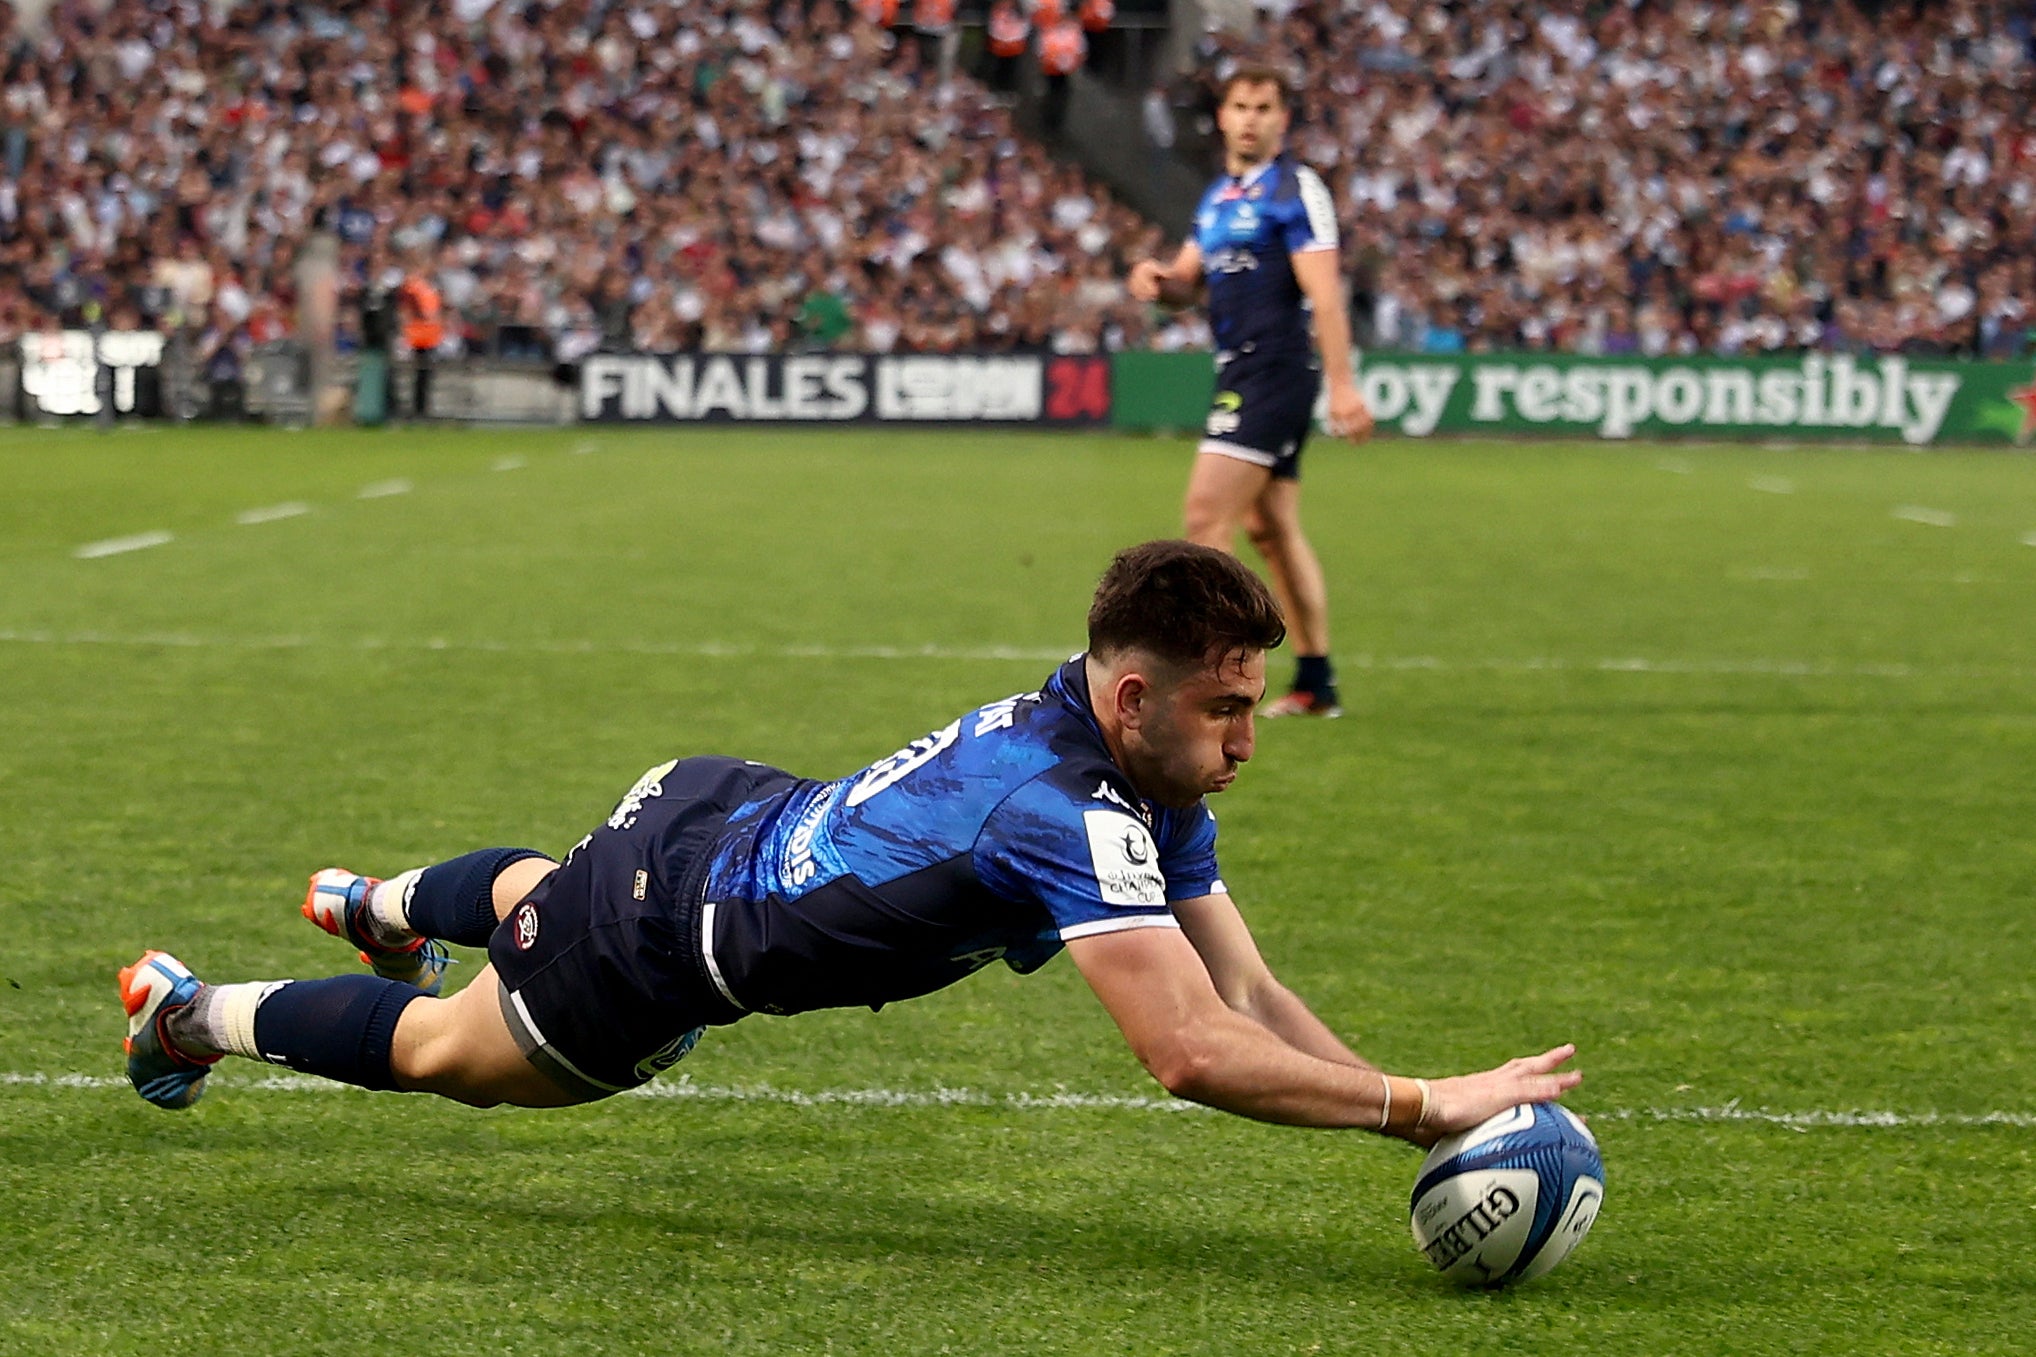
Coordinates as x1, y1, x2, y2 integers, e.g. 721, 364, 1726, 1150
1294, 654, 1336, 695
408, 847, 552, 946
251, 975, 419, 1091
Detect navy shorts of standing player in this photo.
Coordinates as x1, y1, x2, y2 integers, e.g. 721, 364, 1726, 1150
1128, 64, 1375, 718
119, 541, 1579, 1154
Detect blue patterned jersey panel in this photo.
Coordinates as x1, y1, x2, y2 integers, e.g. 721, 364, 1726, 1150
699, 657, 1223, 1015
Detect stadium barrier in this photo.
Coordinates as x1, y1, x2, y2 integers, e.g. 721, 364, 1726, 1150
14, 340, 2031, 448
1110, 351, 2036, 448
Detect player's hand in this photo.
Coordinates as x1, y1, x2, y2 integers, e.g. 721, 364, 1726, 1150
1406, 1044, 1580, 1148
1324, 381, 1373, 442
1127, 259, 1169, 304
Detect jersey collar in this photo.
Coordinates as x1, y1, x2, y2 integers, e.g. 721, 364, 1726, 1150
1045, 654, 1167, 825
1223, 158, 1279, 193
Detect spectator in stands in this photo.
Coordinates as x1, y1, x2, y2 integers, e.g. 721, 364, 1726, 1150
984, 0, 1030, 97
396, 253, 446, 419
1037, 11, 1087, 137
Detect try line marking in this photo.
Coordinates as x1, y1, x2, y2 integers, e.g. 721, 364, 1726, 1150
0, 628, 2022, 682
2, 1071, 2027, 1129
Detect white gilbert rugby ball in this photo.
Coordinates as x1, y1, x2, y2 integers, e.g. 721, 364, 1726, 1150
1409, 1103, 1603, 1288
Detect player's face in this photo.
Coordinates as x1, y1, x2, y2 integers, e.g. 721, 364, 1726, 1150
1217, 81, 1288, 167
1130, 648, 1265, 808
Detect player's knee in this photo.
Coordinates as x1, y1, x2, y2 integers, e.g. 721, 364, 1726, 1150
1182, 496, 1238, 547
389, 998, 502, 1106
396, 1034, 509, 1108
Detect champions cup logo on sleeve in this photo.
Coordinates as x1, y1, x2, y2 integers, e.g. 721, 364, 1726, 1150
1082, 811, 1165, 907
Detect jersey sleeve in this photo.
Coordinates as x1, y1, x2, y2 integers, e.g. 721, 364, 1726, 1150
1284, 165, 1340, 255
973, 776, 1182, 941
1156, 802, 1225, 901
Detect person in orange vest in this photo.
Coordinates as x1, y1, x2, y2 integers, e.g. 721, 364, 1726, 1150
854, 0, 898, 28
913, 0, 957, 84
983, 0, 1029, 97
1037, 15, 1085, 136
395, 258, 445, 420
1077, 0, 1118, 80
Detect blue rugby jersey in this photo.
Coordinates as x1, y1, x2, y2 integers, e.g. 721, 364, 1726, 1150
1191, 154, 1340, 360
695, 656, 1225, 1017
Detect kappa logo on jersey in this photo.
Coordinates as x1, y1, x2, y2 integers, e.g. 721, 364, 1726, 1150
1092, 779, 1135, 812
609, 759, 678, 831
1082, 810, 1165, 907
846, 719, 961, 807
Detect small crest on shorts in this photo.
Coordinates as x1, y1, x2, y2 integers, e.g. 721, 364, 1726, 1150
513, 901, 540, 950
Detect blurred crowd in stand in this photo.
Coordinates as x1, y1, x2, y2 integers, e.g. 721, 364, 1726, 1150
1183, 0, 2036, 358
3, 0, 2033, 373
0, 0, 1167, 380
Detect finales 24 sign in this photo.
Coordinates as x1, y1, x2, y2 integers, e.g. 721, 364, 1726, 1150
581, 353, 1110, 425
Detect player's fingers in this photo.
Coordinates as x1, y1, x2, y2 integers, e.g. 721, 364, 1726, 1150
1515, 1043, 1577, 1074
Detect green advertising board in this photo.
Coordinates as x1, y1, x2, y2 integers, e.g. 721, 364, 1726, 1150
1111, 350, 2036, 447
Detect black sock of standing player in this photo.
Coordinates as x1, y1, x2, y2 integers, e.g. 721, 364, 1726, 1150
1294, 654, 1336, 696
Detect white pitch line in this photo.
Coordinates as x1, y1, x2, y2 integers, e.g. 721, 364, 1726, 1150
357, 478, 413, 499
2021, 530, 2036, 547
73, 530, 173, 559
3, 1072, 2029, 1129
492, 456, 527, 472
1891, 505, 1957, 528
1655, 457, 1694, 475
1748, 475, 1796, 495
0, 629, 2023, 682
235, 502, 311, 526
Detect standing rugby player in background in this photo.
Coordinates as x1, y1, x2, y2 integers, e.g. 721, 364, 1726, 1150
1128, 65, 1371, 718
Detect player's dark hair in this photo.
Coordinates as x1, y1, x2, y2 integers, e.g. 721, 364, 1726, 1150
1087, 540, 1286, 672
1219, 64, 1292, 108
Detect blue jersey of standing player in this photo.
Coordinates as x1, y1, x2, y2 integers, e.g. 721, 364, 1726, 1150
1192, 154, 1341, 361
695, 656, 1225, 1018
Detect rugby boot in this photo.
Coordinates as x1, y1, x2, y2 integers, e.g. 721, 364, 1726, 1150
1260, 688, 1343, 719
302, 868, 453, 995
118, 950, 220, 1109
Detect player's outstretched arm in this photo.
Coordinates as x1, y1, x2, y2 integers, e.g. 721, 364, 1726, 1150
1068, 925, 1579, 1142
1171, 891, 1376, 1071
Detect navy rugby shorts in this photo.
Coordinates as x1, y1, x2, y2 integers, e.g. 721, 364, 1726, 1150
1198, 352, 1322, 481
489, 755, 794, 1100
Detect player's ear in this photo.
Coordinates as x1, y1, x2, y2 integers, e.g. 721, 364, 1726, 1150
1111, 672, 1152, 730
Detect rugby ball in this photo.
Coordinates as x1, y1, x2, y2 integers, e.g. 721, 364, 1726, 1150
1409, 1103, 1603, 1288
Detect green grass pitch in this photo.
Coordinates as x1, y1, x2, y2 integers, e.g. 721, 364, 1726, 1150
2, 422, 2033, 1353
